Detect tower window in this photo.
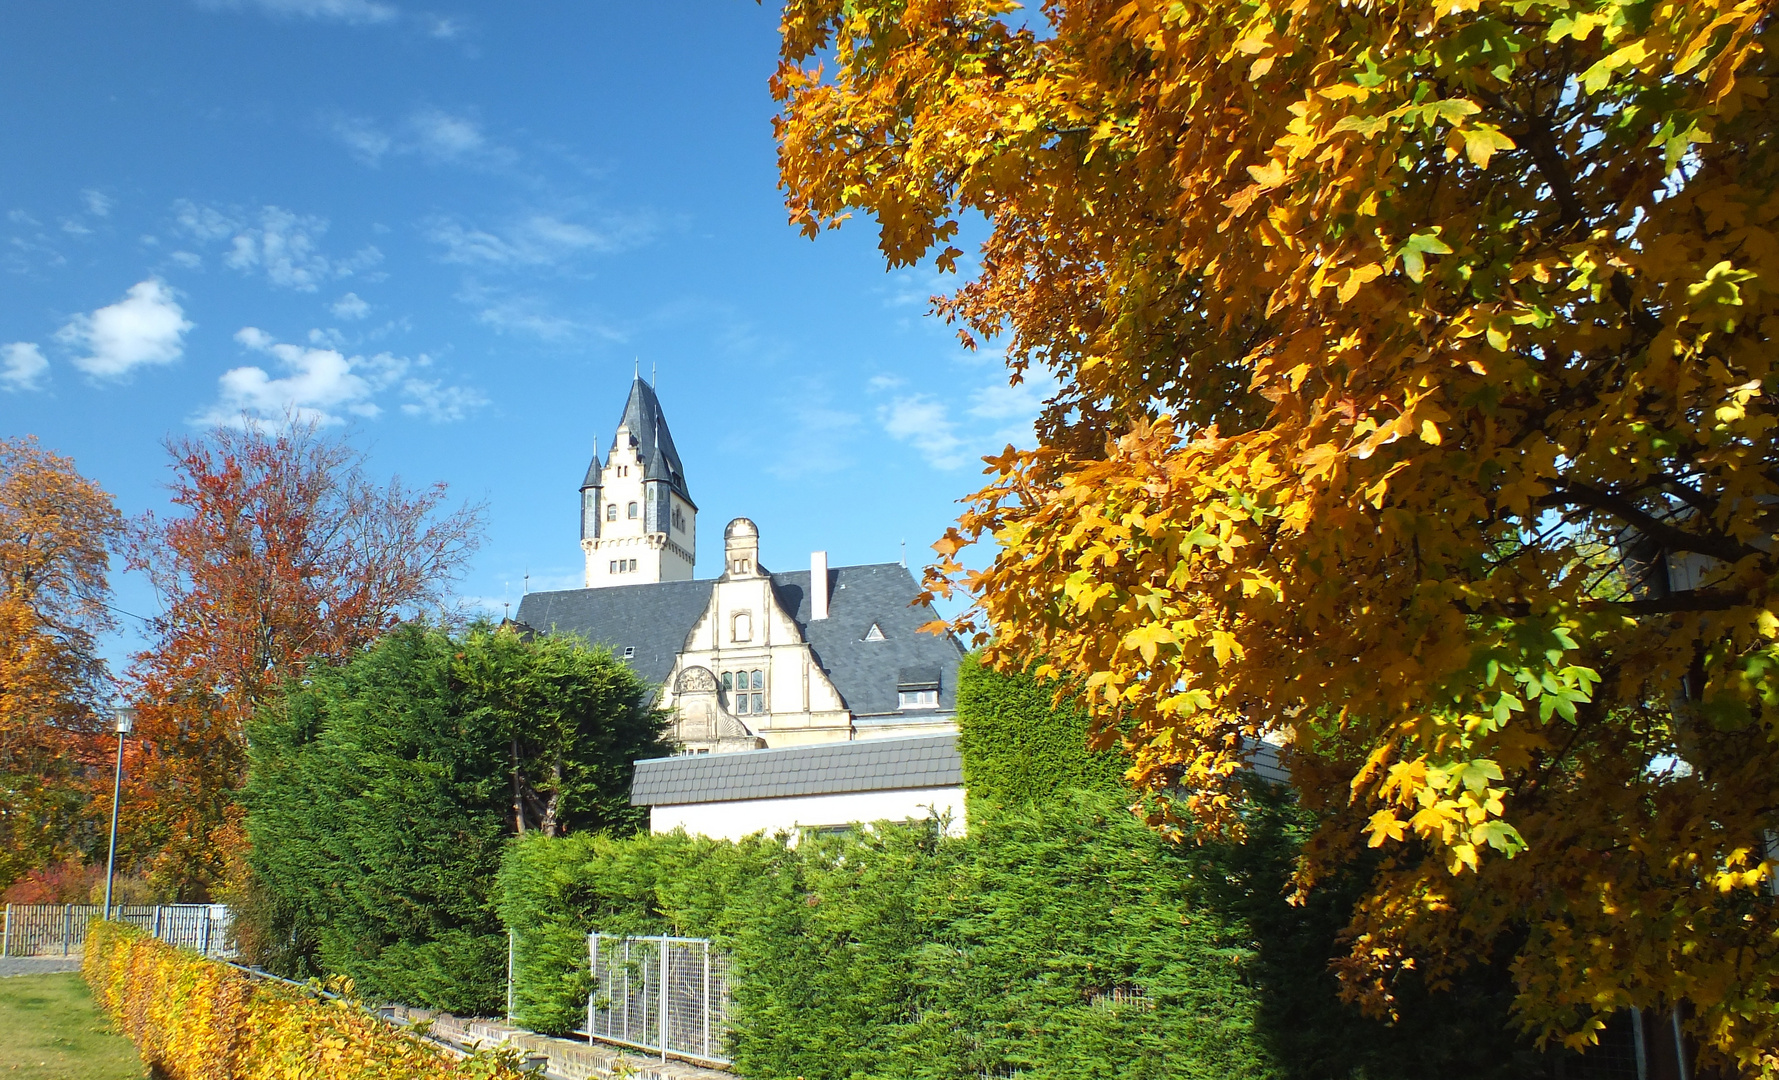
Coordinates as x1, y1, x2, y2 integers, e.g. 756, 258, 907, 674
672, 506, 685, 532
606, 503, 617, 522
628, 501, 639, 519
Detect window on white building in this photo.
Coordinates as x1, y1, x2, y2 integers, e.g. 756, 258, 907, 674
628, 501, 639, 519
672, 506, 685, 532
732, 611, 752, 642
606, 503, 617, 522
723, 669, 765, 714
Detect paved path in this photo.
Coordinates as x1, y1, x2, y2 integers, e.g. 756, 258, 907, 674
0, 956, 83, 978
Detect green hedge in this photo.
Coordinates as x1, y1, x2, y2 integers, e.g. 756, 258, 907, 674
498, 792, 1279, 1080
955, 655, 1130, 811
245, 621, 667, 1013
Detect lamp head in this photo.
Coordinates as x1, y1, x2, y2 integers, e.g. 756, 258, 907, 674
114, 707, 135, 736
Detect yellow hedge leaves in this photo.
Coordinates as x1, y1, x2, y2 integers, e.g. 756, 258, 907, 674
82, 921, 526, 1080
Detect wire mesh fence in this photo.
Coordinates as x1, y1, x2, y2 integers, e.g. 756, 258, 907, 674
587, 932, 730, 1065
0, 904, 234, 958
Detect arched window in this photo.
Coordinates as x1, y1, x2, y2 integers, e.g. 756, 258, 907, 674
732, 611, 753, 642
606, 503, 617, 522
627, 501, 639, 519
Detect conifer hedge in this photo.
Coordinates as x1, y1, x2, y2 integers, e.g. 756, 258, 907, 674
498, 792, 1278, 1080
954, 654, 1130, 810
244, 622, 667, 1014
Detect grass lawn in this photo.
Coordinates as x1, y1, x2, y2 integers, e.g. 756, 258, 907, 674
0, 973, 147, 1079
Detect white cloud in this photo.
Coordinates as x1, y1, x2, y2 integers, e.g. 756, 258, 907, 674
330, 116, 393, 165
872, 370, 1054, 470
174, 202, 381, 291
168, 251, 204, 269
57, 279, 192, 379
172, 201, 236, 241
194, 327, 484, 427
328, 109, 514, 169
411, 109, 485, 159
878, 395, 970, 469
401, 379, 489, 422
201, 0, 399, 24
0, 343, 48, 392
82, 190, 114, 217
426, 212, 651, 268
331, 292, 370, 320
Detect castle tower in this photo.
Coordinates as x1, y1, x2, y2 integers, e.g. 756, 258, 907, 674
581, 377, 697, 587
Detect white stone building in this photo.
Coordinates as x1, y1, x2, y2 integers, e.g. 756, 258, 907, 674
518, 376, 965, 765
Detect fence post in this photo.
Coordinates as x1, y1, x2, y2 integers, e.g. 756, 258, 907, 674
3, 904, 11, 958
659, 935, 669, 1062
62, 905, 71, 956
201, 909, 212, 956
587, 934, 598, 1045
701, 939, 710, 1060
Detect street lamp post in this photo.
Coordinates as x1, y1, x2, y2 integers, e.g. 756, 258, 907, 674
102, 706, 135, 920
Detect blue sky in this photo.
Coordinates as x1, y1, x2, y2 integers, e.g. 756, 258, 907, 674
0, 1, 1044, 662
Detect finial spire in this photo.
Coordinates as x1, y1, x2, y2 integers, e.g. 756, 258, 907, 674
634, 357, 639, 379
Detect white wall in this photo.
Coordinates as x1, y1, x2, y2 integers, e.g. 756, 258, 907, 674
649, 786, 966, 841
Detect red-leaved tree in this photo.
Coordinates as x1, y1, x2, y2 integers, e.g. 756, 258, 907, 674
125, 421, 483, 897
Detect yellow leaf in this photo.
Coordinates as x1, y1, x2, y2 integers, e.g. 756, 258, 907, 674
1246, 159, 1287, 189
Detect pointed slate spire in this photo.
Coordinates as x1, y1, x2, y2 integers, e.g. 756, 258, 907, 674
580, 438, 603, 492
613, 375, 693, 504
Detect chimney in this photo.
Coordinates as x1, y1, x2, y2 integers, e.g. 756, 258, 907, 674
810, 551, 829, 621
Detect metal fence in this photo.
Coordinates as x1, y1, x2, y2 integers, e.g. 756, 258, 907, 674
587, 932, 730, 1065
0, 904, 234, 958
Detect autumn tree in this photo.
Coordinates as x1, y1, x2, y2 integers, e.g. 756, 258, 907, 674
126, 420, 483, 896
0, 438, 124, 891
773, 0, 1778, 1070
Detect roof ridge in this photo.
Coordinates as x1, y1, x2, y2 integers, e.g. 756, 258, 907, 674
633, 730, 957, 766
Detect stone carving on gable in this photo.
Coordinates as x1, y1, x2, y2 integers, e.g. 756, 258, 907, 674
668, 665, 766, 753
676, 665, 720, 694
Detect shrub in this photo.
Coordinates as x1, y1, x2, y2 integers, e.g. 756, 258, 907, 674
499, 829, 777, 1034
244, 621, 668, 1011
954, 655, 1130, 812
82, 920, 526, 1080
499, 792, 1281, 1080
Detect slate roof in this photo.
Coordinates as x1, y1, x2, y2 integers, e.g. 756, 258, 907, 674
616, 377, 692, 504
516, 577, 717, 692
513, 563, 965, 720
632, 732, 962, 806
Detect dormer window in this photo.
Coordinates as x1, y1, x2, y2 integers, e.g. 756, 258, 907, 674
864, 623, 886, 642
898, 667, 940, 711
